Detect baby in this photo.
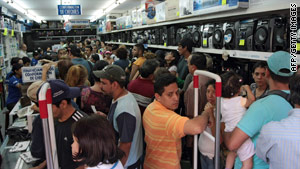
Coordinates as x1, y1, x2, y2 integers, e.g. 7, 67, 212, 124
221, 71, 255, 169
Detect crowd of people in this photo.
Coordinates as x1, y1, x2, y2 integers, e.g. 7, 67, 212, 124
4, 37, 299, 169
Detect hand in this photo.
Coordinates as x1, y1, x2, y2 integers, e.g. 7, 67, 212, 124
31, 104, 39, 112
241, 85, 250, 92
202, 109, 215, 128
204, 102, 214, 115
40, 59, 53, 64
42, 64, 51, 73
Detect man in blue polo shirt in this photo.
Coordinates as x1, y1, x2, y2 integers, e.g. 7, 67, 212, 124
224, 51, 294, 169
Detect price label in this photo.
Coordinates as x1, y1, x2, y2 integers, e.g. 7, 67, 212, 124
239, 39, 245, 46
222, 0, 227, 5
203, 39, 207, 46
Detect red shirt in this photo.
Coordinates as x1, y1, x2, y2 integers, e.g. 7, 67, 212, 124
127, 77, 154, 115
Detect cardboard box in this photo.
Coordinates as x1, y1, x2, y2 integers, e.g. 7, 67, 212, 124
165, 0, 180, 21
156, 2, 166, 22
146, 0, 159, 25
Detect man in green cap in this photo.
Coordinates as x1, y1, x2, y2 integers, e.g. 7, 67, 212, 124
224, 51, 295, 169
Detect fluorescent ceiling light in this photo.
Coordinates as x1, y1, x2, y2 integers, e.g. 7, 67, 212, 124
10, 1, 27, 14
90, 0, 127, 22
105, 3, 119, 13
5, 0, 43, 23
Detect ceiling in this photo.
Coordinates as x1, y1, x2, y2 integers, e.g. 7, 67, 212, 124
0, 0, 141, 21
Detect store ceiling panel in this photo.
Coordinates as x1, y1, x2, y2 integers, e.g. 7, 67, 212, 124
0, 0, 141, 21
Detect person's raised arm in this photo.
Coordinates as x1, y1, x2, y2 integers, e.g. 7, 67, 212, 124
183, 111, 209, 135
242, 85, 255, 108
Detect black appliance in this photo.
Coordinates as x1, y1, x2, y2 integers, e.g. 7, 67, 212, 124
192, 25, 202, 47
237, 19, 257, 50
272, 16, 288, 52
213, 23, 224, 49
167, 26, 176, 46
253, 18, 273, 51
224, 22, 238, 50
202, 24, 214, 48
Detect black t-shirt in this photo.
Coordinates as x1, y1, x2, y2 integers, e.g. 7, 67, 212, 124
55, 110, 87, 169
30, 115, 45, 165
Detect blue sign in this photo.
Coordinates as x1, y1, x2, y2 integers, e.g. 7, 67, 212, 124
58, 5, 81, 15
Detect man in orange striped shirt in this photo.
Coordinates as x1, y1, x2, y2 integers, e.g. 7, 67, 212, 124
143, 73, 210, 169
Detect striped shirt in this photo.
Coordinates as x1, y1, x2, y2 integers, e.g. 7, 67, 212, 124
143, 100, 189, 169
256, 108, 300, 169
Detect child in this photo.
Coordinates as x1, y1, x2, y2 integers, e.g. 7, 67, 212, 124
72, 115, 124, 169
164, 51, 180, 76
221, 71, 255, 169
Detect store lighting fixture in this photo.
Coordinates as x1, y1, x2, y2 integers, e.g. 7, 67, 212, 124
4, 0, 43, 23
90, 0, 126, 22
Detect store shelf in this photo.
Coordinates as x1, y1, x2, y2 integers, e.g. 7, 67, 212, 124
40, 35, 96, 38
106, 41, 300, 63
106, 42, 135, 46
147, 44, 178, 50
98, 0, 297, 35
32, 28, 95, 31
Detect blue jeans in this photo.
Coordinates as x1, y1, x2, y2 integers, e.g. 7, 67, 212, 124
200, 153, 214, 169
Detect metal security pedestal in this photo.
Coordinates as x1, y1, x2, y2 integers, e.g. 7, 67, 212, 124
193, 70, 221, 169
38, 83, 59, 169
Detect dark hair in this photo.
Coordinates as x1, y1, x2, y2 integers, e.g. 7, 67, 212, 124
252, 61, 267, 72
116, 48, 128, 60
221, 71, 243, 98
134, 43, 145, 54
86, 45, 92, 51
154, 67, 170, 82
108, 78, 126, 89
268, 68, 292, 84
205, 79, 216, 89
12, 63, 23, 75
53, 98, 71, 107
92, 60, 109, 82
154, 73, 177, 96
155, 50, 166, 67
179, 38, 194, 53
70, 45, 81, 57
72, 115, 124, 167
91, 54, 100, 62
57, 60, 74, 80
112, 44, 119, 51
190, 53, 207, 70
167, 51, 180, 67
140, 59, 159, 78
10, 57, 21, 66
85, 40, 91, 45
33, 51, 40, 57
290, 74, 300, 105
22, 57, 31, 65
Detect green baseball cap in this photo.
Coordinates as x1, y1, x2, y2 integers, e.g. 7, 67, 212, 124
93, 65, 126, 83
267, 51, 294, 77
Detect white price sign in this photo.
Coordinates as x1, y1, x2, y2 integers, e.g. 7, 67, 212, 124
22, 66, 56, 83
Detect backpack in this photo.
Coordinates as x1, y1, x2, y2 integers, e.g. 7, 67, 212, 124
261, 90, 293, 108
